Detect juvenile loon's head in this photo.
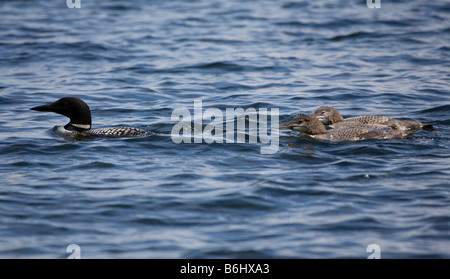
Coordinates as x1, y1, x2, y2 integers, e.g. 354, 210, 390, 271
31, 97, 92, 131
313, 106, 344, 125
279, 114, 327, 135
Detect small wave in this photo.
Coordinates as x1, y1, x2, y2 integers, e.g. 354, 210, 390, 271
281, 2, 310, 9
77, 161, 116, 169
100, 3, 141, 11
330, 31, 379, 41
417, 104, 450, 113
191, 61, 245, 71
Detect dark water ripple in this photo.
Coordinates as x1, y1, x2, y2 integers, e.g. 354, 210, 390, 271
0, 0, 449, 258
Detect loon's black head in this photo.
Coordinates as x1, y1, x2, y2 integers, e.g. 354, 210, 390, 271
31, 97, 92, 131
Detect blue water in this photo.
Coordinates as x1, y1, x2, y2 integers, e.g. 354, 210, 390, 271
1, 0, 449, 258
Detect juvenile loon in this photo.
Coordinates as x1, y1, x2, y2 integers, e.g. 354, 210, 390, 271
279, 114, 404, 141
313, 106, 434, 132
31, 97, 149, 137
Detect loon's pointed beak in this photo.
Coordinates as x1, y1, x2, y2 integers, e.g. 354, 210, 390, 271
316, 115, 325, 121
278, 124, 293, 130
31, 100, 67, 113
316, 115, 330, 125
31, 103, 54, 112
278, 122, 305, 131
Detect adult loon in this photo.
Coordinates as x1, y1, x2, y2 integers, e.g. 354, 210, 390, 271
279, 114, 405, 141
313, 106, 434, 132
31, 97, 149, 137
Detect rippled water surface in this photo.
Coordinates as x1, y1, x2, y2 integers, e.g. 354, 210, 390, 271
0, 0, 449, 258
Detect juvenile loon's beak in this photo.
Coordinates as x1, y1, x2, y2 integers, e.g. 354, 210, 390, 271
278, 123, 293, 130
278, 123, 305, 131
316, 115, 330, 125
316, 115, 325, 121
